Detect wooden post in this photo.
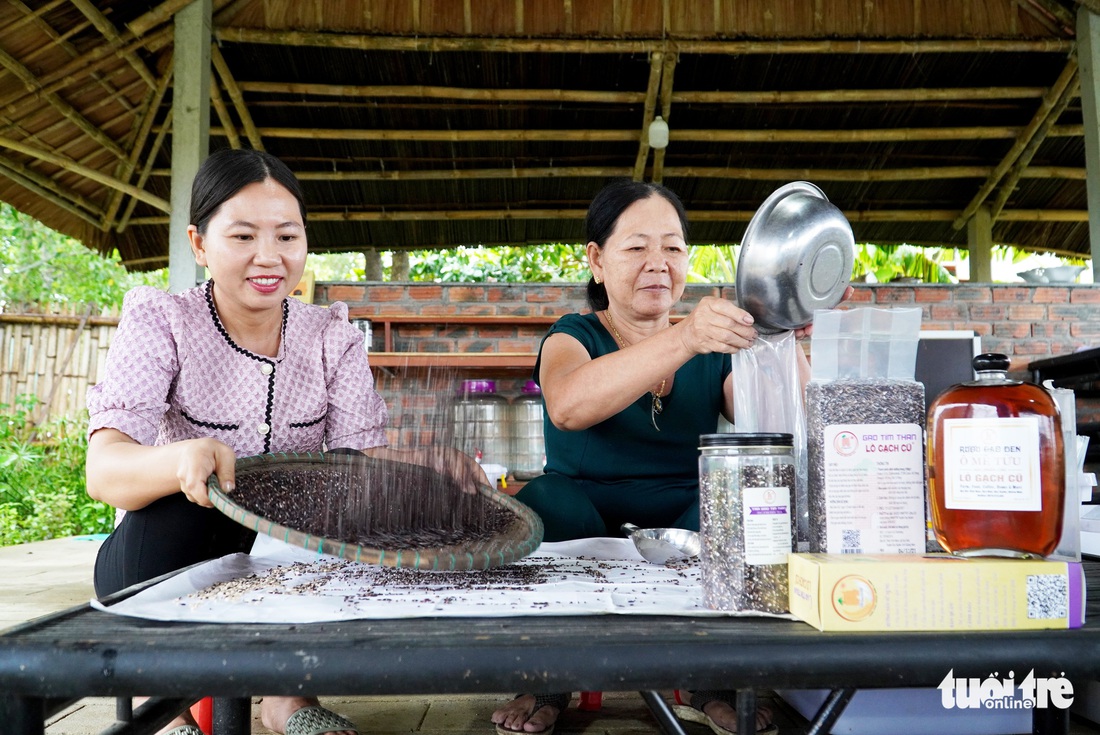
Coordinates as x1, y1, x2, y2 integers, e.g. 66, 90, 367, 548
1078, 6, 1100, 280
169, 0, 211, 293
967, 205, 994, 283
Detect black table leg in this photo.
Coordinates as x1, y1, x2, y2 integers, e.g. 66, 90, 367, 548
736, 689, 756, 735
213, 697, 251, 735
804, 688, 856, 735
0, 695, 45, 735
639, 690, 690, 735
1032, 705, 1069, 735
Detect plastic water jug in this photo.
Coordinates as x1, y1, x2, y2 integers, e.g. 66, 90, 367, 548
511, 380, 545, 480
452, 379, 510, 471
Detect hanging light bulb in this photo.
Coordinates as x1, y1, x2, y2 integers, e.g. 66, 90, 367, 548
648, 115, 669, 149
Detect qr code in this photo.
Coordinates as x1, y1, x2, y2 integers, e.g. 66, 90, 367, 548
1026, 574, 1068, 619
841, 529, 862, 554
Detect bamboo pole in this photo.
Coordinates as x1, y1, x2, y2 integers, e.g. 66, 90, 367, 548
103, 57, 173, 231
237, 80, 646, 104
125, 206, 1091, 227
292, 166, 633, 180
7, 2, 129, 118
68, 0, 157, 88
0, 26, 173, 116
172, 164, 1085, 183
178, 124, 1044, 143
953, 57, 1079, 230
0, 153, 104, 218
633, 51, 664, 181
119, 108, 172, 232
211, 44, 263, 151
0, 45, 127, 161
670, 87, 1047, 103
215, 27, 1075, 55
210, 75, 242, 150
4, 0, 67, 36
991, 76, 1080, 219
0, 136, 170, 211
652, 52, 677, 184
31, 305, 92, 431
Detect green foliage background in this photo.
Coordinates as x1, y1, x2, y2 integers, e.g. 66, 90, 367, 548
0, 203, 167, 309
0, 397, 112, 545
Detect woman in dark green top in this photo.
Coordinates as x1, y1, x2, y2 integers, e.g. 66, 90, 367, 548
523, 311, 730, 538
492, 181, 805, 735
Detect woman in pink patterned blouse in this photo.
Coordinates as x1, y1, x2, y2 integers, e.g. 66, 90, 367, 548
85, 149, 483, 735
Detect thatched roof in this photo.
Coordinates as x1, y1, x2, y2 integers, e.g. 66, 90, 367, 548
0, 0, 1093, 269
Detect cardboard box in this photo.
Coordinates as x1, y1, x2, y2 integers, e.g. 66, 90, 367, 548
788, 553, 1085, 631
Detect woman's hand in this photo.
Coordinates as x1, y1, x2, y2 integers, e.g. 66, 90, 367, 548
430, 446, 492, 494
176, 438, 237, 507
676, 295, 758, 355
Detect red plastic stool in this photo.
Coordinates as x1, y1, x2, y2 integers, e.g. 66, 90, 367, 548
577, 691, 603, 711
190, 697, 213, 734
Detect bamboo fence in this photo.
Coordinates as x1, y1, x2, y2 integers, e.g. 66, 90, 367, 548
0, 306, 119, 425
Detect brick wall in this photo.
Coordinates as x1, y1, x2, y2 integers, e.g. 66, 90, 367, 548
316, 282, 1100, 449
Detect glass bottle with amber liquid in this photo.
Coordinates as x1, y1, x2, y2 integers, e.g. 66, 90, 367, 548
926, 353, 1064, 558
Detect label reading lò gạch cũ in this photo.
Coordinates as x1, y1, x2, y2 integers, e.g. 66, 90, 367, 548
823, 423, 925, 554
941, 417, 1042, 511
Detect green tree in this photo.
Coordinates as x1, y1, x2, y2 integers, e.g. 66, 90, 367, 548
0, 204, 166, 310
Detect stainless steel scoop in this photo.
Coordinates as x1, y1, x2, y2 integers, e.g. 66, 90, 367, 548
621, 523, 701, 564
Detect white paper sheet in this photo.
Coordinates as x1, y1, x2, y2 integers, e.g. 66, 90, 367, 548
91, 536, 795, 623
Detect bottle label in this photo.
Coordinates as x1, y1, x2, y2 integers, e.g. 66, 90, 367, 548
822, 423, 925, 554
942, 417, 1042, 511
742, 485, 791, 565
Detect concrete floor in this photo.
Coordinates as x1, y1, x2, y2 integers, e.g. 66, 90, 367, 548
3, 537, 1099, 735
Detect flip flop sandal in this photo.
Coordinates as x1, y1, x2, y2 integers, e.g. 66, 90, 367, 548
165, 727, 205, 735
671, 690, 778, 735
281, 705, 359, 735
493, 692, 571, 735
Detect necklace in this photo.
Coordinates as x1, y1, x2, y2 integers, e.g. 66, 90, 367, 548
604, 309, 667, 431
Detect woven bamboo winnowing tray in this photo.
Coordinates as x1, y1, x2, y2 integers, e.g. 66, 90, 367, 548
208, 452, 543, 570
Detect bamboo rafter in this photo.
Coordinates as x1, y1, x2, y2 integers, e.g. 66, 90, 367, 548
953, 57, 1079, 230
8, 1, 131, 117
0, 135, 169, 211
103, 57, 174, 230
633, 51, 664, 181
0, 45, 127, 162
215, 28, 1076, 55
990, 75, 1081, 220
171, 124, 1082, 144
211, 44, 263, 151
237, 81, 647, 104
0, 156, 103, 227
68, 0, 157, 88
651, 52, 677, 184
210, 75, 242, 150
118, 108, 172, 233
123, 208, 1090, 227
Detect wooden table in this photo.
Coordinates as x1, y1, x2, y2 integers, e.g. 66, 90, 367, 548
1, 563, 1098, 735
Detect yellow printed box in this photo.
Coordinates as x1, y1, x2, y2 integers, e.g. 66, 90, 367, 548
788, 553, 1085, 631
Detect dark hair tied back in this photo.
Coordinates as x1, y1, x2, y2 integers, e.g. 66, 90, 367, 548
583, 179, 689, 311
189, 148, 307, 234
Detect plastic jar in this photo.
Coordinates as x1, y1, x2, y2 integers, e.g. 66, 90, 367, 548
510, 380, 545, 480
452, 379, 510, 471
698, 432, 796, 613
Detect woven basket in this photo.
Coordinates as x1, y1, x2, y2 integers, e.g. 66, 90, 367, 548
208, 452, 543, 570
